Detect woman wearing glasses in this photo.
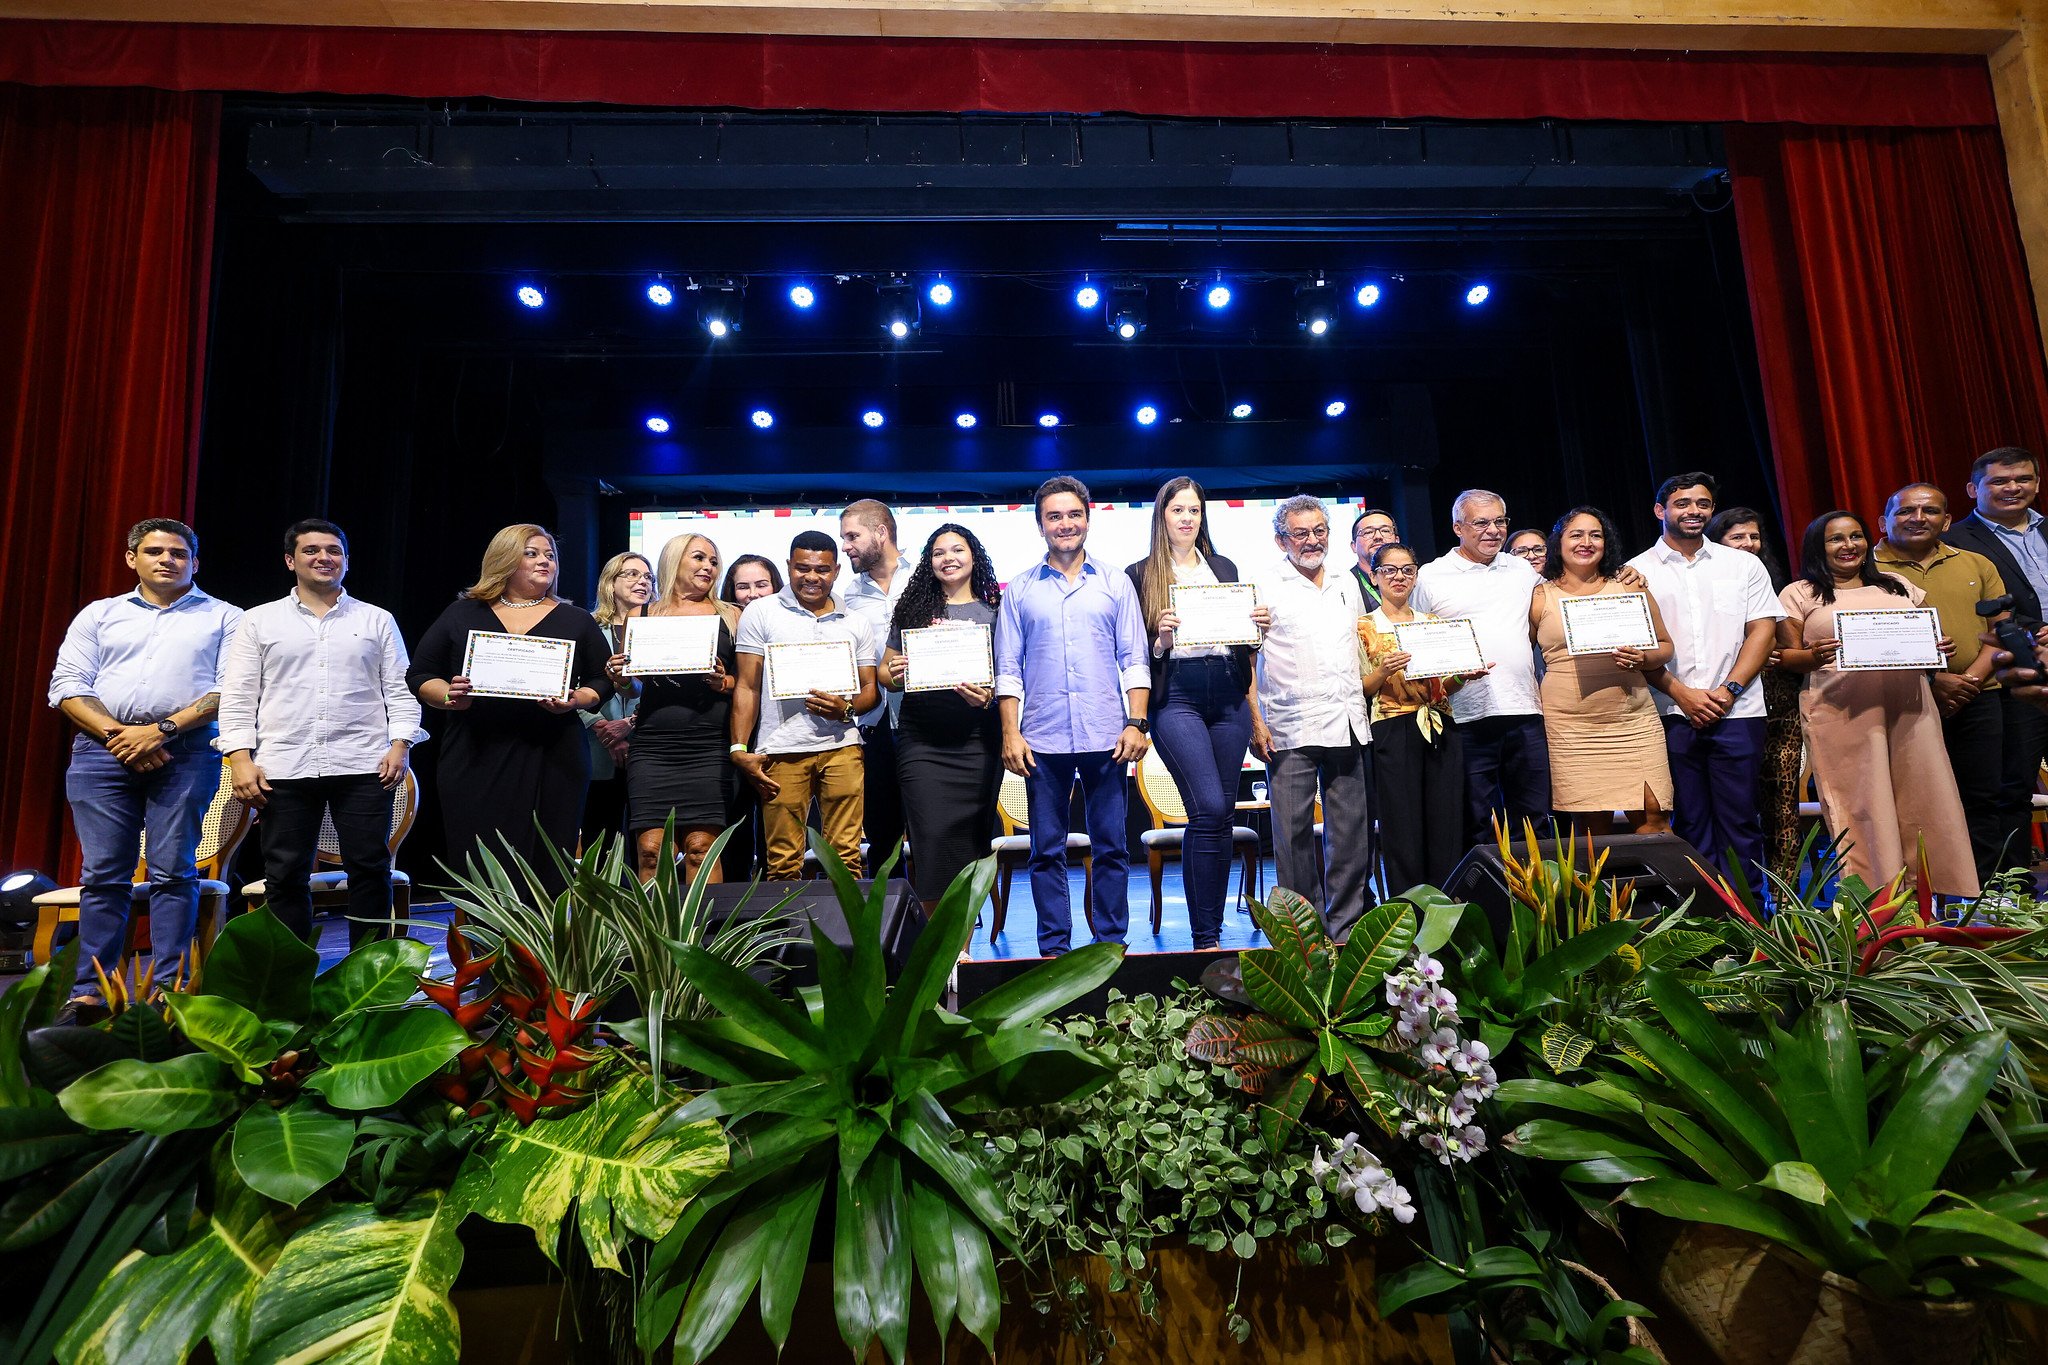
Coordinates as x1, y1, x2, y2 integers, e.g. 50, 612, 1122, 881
1359, 542, 1469, 892
580, 552, 652, 851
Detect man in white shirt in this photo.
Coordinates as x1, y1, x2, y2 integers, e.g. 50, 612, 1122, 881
1252, 495, 1375, 939
840, 499, 910, 874
731, 531, 882, 880
1412, 489, 1552, 846
1628, 475, 1782, 885
218, 520, 423, 947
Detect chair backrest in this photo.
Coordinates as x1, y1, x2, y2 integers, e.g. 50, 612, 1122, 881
317, 768, 419, 866
136, 758, 253, 882
997, 771, 1031, 835
1136, 750, 1185, 828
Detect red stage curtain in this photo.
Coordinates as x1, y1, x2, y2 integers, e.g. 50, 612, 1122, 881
1728, 124, 2048, 540
0, 84, 220, 876
0, 21, 1997, 128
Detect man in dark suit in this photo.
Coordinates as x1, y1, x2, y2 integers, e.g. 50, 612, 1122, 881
1945, 446, 2048, 876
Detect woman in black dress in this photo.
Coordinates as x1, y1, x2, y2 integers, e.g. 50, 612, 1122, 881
580, 551, 651, 853
880, 524, 1003, 910
718, 555, 783, 883
607, 533, 738, 886
408, 524, 614, 893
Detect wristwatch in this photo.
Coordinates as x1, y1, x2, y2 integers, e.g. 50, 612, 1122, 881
1124, 717, 1149, 735
1720, 679, 1747, 698
156, 719, 178, 736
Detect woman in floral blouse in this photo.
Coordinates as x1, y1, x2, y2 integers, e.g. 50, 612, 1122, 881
1360, 542, 1471, 893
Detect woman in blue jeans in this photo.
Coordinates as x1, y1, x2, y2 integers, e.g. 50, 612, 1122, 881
1126, 477, 1269, 948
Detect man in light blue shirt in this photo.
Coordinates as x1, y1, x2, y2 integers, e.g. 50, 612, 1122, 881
996, 476, 1151, 955
840, 499, 911, 872
47, 518, 242, 1012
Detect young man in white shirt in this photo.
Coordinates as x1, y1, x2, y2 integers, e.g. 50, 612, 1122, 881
840, 498, 910, 872
1252, 495, 1375, 939
730, 531, 882, 880
218, 519, 423, 947
1627, 474, 1782, 885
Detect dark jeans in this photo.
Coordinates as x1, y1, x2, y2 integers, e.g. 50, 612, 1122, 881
1664, 715, 1768, 888
1024, 750, 1129, 956
1151, 657, 1253, 948
1997, 690, 2048, 876
260, 773, 396, 947
1460, 714, 1552, 847
1372, 716, 1466, 895
860, 713, 905, 875
65, 730, 220, 992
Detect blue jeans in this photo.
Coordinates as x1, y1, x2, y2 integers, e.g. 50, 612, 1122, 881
1151, 658, 1252, 948
1665, 716, 1768, 888
1024, 750, 1129, 955
65, 731, 220, 992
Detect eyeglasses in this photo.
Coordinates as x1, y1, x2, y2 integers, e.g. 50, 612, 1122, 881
616, 569, 652, 582
1460, 517, 1511, 532
1283, 526, 1331, 544
1373, 565, 1419, 578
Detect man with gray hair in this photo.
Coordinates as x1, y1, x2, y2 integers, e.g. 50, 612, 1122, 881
1251, 494, 1375, 939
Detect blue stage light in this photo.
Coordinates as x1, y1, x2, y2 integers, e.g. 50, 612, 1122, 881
1307, 317, 1329, 336
1355, 283, 1382, 308
955, 413, 978, 429
645, 415, 671, 434
1325, 400, 1347, 418
1465, 283, 1491, 306
1231, 402, 1253, 419
646, 282, 675, 307
1135, 405, 1159, 426
788, 284, 816, 309
1117, 321, 1139, 340
515, 283, 545, 309
1038, 413, 1061, 428
1074, 283, 1101, 309
1206, 283, 1232, 310
750, 409, 774, 429
861, 410, 885, 429
927, 280, 954, 307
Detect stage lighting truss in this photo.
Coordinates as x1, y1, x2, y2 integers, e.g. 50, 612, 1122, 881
878, 278, 921, 340
692, 278, 745, 338
1108, 281, 1148, 341
1296, 279, 1336, 336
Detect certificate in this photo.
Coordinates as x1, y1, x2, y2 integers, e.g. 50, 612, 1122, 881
901, 623, 994, 692
621, 615, 719, 677
462, 630, 574, 701
767, 639, 859, 699
1834, 608, 1943, 671
1558, 592, 1657, 656
1170, 583, 1261, 648
1393, 619, 1486, 680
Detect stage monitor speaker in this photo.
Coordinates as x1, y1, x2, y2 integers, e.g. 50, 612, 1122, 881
700, 878, 925, 988
1442, 832, 1719, 941
955, 947, 1232, 1019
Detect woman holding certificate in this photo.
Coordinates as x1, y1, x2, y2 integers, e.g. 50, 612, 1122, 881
408, 524, 615, 892
880, 524, 1003, 909
1529, 507, 1675, 833
580, 551, 651, 851
1125, 477, 1267, 950
1776, 511, 1977, 896
1359, 543, 1468, 893
717, 555, 784, 882
609, 533, 739, 885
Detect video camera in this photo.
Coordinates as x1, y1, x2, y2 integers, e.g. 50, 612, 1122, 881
1976, 594, 2041, 667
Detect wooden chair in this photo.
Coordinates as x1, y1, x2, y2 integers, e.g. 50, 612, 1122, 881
1136, 750, 1263, 934
32, 757, 254, 993
239, 768, 420, 938
987, 770, 1093, 941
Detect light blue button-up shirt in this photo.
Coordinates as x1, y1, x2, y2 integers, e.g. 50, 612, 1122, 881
1979, 508, 2048, 610
48, 585, 242, 726
994, 556, 1150, 754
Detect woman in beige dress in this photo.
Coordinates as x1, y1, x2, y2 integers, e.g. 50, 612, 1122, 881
1529, 507, 1676, 834
1776, 510, 1977, 897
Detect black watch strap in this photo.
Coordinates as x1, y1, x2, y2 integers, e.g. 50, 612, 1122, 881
1124, 716, 1149, 735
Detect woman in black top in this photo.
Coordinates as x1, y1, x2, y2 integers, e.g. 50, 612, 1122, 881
408, 524, 614, 893
607, 533, 738, 886
580, 550, 651, 853
1126, 477, 1268, 949
881, 524, 1003, 910
717, 554, 784, 883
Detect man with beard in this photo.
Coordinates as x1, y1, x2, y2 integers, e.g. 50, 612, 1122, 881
1252, 495, 1375, 939
1628, 473, 1783, 885
1348, 508, 1399, 612
840, 499, 910, 873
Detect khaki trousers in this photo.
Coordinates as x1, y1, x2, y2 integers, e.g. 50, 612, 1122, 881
761, 744, 865, 879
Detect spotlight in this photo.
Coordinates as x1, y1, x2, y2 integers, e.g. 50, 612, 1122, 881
750, 409, 774, 429
955, 412, 978, 429
878, 279, 920, 340
1231, 402, 1254, 419
1135, 405, 1159, 427
1295, 280, 1335, 336
1205, 282, 1232, 310
515, 283, 546, 309
1038, 413, 1061, 429
645, 415, 672, 434
1324, 400, 1348, 418
1074, 282, 1101, 310
0, 870, 56, 927
1108, 281, 1147, 341
1465, 283, 1492, 307
861, 410, 886, 429
927, 279, 954, 307
696, 280, 743, 338
788, 283, 816, 309
1355, 282, 1382, 308
645, 281, 675, 307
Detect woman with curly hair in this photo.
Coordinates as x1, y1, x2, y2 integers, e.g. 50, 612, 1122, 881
880, 523, 1004, 908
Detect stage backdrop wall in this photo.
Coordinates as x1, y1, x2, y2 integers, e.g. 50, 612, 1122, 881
4, 27, 2048, 875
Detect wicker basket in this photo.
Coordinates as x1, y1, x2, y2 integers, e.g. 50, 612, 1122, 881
1655, 1223, 1982, 1365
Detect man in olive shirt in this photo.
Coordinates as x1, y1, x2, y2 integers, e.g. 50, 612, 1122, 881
1877, 483, 2017, 880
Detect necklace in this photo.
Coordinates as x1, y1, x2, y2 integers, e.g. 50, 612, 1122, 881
500, 595, 547, 608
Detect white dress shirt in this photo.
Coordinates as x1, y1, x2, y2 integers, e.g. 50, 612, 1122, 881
735, 587, 879, 755
48, 585, 242, 724
1624, 539, 1784, 721
1253, 560, 1371, 749
1412, 549, 1542, 723
215, 589, 426, 779
843, 561, 911, 726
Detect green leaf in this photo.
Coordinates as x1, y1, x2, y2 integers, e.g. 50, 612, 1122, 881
1518, 919, 1638, 1005
58, 1055, 241, 1136
0, 957, 60, 1106
1764, 1003, 1866, 1187
961, 941, 1123, 1030
1331, 1038, 1402, 1132
670, 1188, 779, 1362
1759, 1160, 1830, 1206
23, 1026, 130, 1094
311, 938, 430, 1023
0, 1106, 101, 1182
242, 1189, 465, 1365
198, 907, 317, 1026
1257, 1068, 1318, 1151
1866, 1030, 2007, 1211
1622, 1178, 1825, 1263
905, 1176, 961, 1343
101, 1007, 179, 1063
232, 1097, 355, 1206
1539, 1023, 1597, 1074
1377, 1262, 1469, 1317
1250, 888, 1325, 969
1328, 902, 1417, 1016
1509, 1119, 1673, 1167
1640, 928, 1724, 968
1495, 1076, 1641, 1118
1620, 1020, 1792, 1170
1405, 888, 1467, 955
164, 993, 275, 1081
833, 1145, 910, 1364
301, 1007, 468, 1111
670, 943, 832, 1073
1240, 948, 1323, 1031
757, 1175, 829, 1352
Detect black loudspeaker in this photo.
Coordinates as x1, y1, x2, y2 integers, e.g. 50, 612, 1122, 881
1442, 832, 1720, 941
700, 878, 926, 987
955, 948, 1232, 1019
